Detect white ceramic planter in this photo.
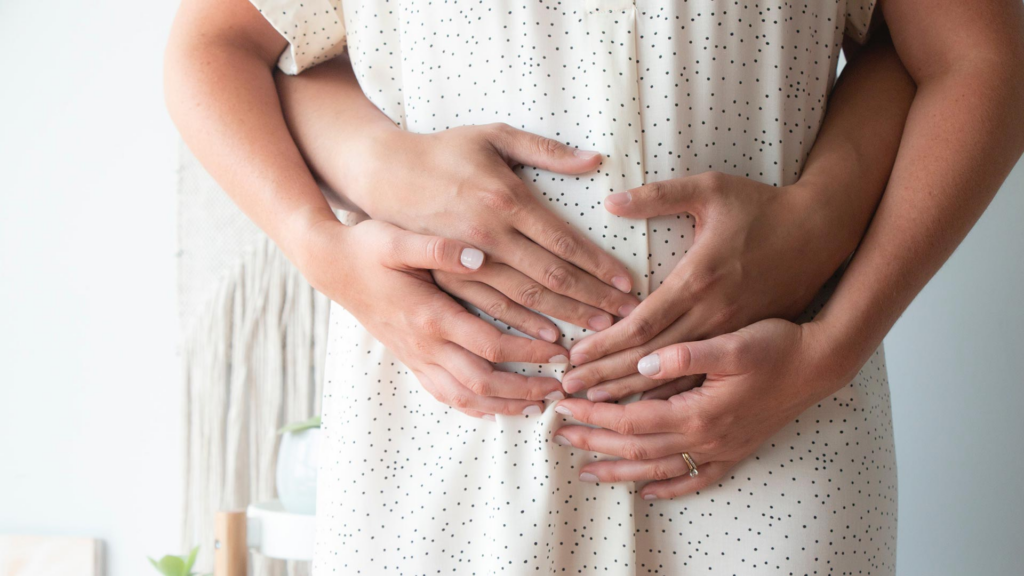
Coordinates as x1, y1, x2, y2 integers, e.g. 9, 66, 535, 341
276, 427, 321, 515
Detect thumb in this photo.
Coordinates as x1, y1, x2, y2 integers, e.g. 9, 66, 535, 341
391, 231, 486, 274
489, 124, 602, 174
604, 175, 712, 219
636, 333, 744, 380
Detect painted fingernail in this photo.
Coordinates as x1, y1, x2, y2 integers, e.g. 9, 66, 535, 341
545, 390, 566, 401
605, 192, 632, 207
460, 248, 484, 270
554, 405, 573, 417
574, 148, 601, 160
540, 328, 559, 343
643, 494, 658, 501
562, 378, 582, 393
588, 389, 612, 402
638, 353, 661, 377
618, 303, 636, 317
482, 414, 496, 422
569, 352, 588, 366
548, 354, 569, 364
588, 315, 612, 331
522, 405, 542, 416
611, 275, 632, 292
553, 434, 571, 446
580, 472, 599, 483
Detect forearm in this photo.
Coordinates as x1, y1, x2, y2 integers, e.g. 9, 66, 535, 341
785, 30, 915, 276
275, 55, 401, 211
164, 0, 339, 267
812, 23, 1024, 385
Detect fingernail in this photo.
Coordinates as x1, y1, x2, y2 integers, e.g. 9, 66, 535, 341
618, 303, 636, 317
643, 494, 658, 501
638, 353, 661, 377
562, 378, 582, 393
522, 405, 542, 416
460, 248, 484, 270
606, 192, 632, 206
574, 148, 601, 160
588, 389, 612, 402
553, 434, 571, 446
540, 328, 559, 343
588, 315, 612, 331
580, 472, 599, 483
548, 354, 569, 364
545, 390, 566, 401
611, 275, 632, 293
569, 352, 588, 365
482, 414, 496, 422
554, 405, 573, 417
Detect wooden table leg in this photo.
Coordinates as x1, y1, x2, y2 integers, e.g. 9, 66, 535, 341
214, 511, 247, 576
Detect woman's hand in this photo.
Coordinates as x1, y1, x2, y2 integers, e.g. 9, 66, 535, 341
562, 172, 851, 400
551, 319, 841, 499
294, 214, 570, 419
327, 121, 641, 338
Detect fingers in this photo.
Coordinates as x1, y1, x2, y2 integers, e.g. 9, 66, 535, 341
439, 306, 568, 364
488, 123, 603, 175
390, 229, 485, 273
471, 263, 615, 331
552, 425, 683, 461
442, 344, 565, 402
502, 238, 637, 323
603, 172, 724, 220
639, 461, 732, 500
421, 364, 544, 418
639, 374, 705, 400
637, 333, 745, 380
553, 398, 682, 435
567, 275, 695, 365
581, 454, 693, 484
433, 271, 562, 343
511, 191, 638, 299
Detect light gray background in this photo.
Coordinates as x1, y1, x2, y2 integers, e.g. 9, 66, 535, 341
0, 1, 1021, 574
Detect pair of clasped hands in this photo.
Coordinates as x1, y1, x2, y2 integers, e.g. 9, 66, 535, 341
310, 123, 845, 500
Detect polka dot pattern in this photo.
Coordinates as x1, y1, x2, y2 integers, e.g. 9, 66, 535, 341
257, 0, 897, 573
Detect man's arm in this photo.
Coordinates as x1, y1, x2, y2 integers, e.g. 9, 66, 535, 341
813, 0, 1024, 383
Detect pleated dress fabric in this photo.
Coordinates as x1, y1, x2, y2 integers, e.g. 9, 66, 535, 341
251, 1, 897, 574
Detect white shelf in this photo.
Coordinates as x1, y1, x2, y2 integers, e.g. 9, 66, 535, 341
245, 500, 316, 561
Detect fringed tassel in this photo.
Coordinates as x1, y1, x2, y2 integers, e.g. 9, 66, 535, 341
180, 236, 328, 576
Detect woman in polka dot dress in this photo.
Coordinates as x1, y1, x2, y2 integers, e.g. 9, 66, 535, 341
165, 0, 1024, 573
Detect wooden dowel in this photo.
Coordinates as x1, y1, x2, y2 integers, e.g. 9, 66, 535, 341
214, 510, 247, 576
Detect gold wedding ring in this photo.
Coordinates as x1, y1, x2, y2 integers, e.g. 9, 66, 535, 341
681, 452, 699, 478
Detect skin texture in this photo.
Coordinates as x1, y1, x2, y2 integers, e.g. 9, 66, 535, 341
553, 0, 1024, 499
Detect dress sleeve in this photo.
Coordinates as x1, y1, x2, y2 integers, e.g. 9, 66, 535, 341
844, 0, 879, 45
249, 0, 347, 75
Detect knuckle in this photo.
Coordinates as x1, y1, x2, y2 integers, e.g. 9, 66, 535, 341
515, 282, 546, 309
484, 299, 510, 321
613, 415, 638, 436
643, 181, 667, 204
462, 225, 496, 248
534, 135, 565, 157
649, 462, 676, 481
478, 186, 520, 213
543, 264, 575, 292
698, 170, 727, 193
621, 440, 648, 461
719, 334, 747, 365
549, 232, 581, 260
477, 340, 503, 363
448, 394, 472, 410
625, 316, 657, 345
466, 377, 492, 397
684, 268, 718, 298
425, 236, 449, 266
709, 302, 740, 331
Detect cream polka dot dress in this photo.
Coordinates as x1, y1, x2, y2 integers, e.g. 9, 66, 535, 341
252, 0, 897, 573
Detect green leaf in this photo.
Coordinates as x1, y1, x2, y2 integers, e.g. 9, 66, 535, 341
278, 414, 321, 435
148, 554, 186, 576
183, 546, 199, 574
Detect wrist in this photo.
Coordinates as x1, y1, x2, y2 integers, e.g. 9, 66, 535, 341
780, 175, 864, 273
330, 123, 409, 211
800, 314, 882, 396
278, 204, 348, 274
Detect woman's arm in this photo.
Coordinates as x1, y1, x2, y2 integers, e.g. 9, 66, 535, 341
164, 0, 580, 418
549, 3, 1024, 498
814, 0, 1024, 381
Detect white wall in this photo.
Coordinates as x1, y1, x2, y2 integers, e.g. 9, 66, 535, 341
0, 1, 183, 575
0, 2, 1021, 575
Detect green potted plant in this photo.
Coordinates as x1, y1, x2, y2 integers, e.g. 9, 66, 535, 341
148, 546, 208, 576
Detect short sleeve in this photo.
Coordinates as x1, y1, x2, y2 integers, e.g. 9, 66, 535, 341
844, 0, 879, 45
250, 0, 347, 74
